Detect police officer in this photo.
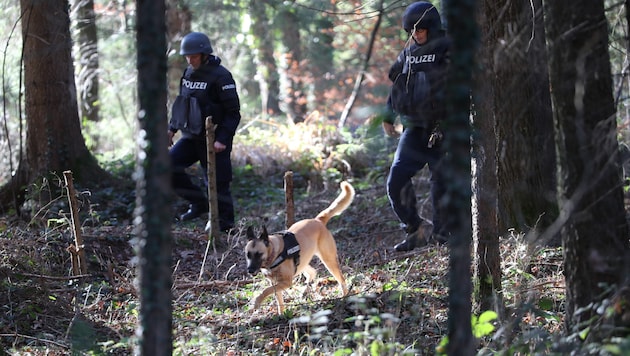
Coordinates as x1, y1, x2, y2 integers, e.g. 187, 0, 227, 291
168, 32, 241, 231
383, 2, 450, 251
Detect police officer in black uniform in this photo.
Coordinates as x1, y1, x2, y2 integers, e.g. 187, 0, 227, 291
383, 2, 450, 251
168, 32, 241, 231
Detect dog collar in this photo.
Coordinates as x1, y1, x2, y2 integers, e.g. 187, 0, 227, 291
269, 231, 301, 270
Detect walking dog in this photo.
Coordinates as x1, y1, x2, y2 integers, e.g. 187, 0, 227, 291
244, 181, 355, 314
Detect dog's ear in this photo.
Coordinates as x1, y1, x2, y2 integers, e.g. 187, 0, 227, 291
261, 225, 270, 244
246, 226, 256, 241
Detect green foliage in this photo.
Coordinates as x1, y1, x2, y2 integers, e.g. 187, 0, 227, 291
97, 153, 136, 180
435, 311, 497, 355
383, 278, 407, 292
472, 310, 498, 338
435, 336, 449, 355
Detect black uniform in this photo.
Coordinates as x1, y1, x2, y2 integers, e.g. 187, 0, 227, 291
169, 55, 241, 230
385, 33, 450, 240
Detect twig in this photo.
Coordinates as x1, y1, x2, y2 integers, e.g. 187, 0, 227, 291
16, 272, 92, 280
527, 279, 565, 290
199, 236, 213, 282
0, 333, 69, 349
175, 279, 253, 290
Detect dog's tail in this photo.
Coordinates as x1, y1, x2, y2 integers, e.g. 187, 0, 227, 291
316, 181, 355, 226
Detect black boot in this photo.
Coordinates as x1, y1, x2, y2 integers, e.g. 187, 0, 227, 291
394, 227, 427, 252
180, 203, 209, 221
429, 233, 449, 245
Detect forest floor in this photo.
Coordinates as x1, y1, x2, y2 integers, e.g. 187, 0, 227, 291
0, 176, 565, 355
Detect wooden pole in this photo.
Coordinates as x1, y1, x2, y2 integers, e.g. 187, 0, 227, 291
205, 116, 219, 239
63, 171, 87, 275
284, 171, 295, 228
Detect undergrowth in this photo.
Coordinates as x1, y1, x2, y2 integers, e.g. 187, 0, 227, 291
1, 120, 629, 355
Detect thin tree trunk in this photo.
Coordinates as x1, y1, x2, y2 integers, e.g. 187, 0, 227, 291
165, 0, 191, 104
250, 0, 282, 116
444, 0, 477, 353
474, 0, 502, 315
135, 0, 173, 354
310, 3, 335, 115
71, 0, 100, 124
338, 0, 384, 128
278, 5, 306, 123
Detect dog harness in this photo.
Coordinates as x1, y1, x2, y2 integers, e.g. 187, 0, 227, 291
269, 231, 301, 271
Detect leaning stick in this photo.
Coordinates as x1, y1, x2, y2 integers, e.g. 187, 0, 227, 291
205, 116, 220, 239
284, 171, 295, 228
201, 117, 219, 282
63, 171, 87, 275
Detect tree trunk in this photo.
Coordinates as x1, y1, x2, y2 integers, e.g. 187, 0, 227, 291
1, 0, 112, 214
444, 0, 476, 353
165, 0, 191, 104
474, 0, 503, 315
543, 0, 630, 333
249, 0, 282, 116
135, 0, 173, 354
494, 0, 557, 237
278, 4, 307, 123
70, 0, 100, 124
309, 1, 335, 118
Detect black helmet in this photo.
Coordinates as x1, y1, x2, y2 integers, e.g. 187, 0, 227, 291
180, 32, 213, 55
402, 1, 442, 34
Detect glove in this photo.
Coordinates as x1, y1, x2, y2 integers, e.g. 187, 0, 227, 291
428, 126, 443, 148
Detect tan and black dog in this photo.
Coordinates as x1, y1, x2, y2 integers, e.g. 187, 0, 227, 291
245, 181, 355, 314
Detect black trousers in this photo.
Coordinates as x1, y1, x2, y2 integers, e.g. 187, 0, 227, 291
386, 126, 446, 236
170, 137, 235, 229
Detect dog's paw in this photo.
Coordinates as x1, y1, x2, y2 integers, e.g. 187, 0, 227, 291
250, 298, 262, 311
